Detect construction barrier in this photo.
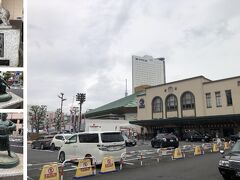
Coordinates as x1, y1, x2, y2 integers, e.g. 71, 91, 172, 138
39, 163, 60, 180
99, 156, 116, 174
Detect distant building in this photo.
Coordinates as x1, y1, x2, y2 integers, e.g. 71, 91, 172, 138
132, 75, 240, 138
132, 55, 166, 93
85, 93, 140, 120
7, 112, 23, 136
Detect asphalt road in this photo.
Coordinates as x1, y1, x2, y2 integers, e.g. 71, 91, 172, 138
27, 142, 224, 180
10, 136, 23, 154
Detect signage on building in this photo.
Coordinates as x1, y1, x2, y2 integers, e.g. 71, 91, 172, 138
139, 98, 145, 108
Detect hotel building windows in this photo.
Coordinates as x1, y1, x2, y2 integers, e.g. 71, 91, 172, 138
225, 90, 233, 106
215, 91, 222, 107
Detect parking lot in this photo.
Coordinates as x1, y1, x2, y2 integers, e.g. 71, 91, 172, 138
27, 141, 225, 180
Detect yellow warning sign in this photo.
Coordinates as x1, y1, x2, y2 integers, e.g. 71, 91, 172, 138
74, 158, 93, 178
194, 146, 202, 156
100, 156, 116, 174
39, 164, 60, 180
172, 148, 183, 159
224, 142, 230, 150
212, 143, 219, 152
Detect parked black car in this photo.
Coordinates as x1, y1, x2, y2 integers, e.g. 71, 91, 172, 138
151, 133, 179, 148
230, 133, 240, 142
31, 135, 54, 150
122, 134, 137, 147
183, 131, 211, 142
218, 140, 240, 179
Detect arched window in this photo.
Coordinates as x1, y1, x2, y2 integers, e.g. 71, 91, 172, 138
152, 97, 162, 113
166, 94, 178, 111
181, 92, 195, 110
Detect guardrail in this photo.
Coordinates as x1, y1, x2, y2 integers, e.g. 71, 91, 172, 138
120, 141, 234, 170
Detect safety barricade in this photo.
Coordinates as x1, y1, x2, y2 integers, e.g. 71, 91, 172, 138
171, 148, 185, 160
61, 157, 96, 180
193, 145, 204, 156
120, 149, 163, 170
39, 163, 60, 180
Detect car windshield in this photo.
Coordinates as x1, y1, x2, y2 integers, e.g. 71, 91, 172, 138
231, 141, 240, 152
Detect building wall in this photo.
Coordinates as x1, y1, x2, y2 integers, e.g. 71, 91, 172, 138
132, 55, 165, 92
203, 77, 240, 116
2, 0, 23, 20
137, 76, 240, 120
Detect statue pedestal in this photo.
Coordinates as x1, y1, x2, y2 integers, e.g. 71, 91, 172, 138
0, 92, 23, 109
0, 151, 19, 168
0, 28, 20, 67
0, 153, 22, 180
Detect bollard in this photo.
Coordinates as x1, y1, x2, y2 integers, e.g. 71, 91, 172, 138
140, 152, 143, 166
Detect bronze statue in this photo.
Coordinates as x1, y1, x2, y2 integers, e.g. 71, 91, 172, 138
0, 76, 10, 94
0, 0, 11, 27
0, 113, 16, 157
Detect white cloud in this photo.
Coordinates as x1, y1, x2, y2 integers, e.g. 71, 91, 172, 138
28, 0, 240, 112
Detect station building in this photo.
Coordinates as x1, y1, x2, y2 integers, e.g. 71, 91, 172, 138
131, 75, 240, 138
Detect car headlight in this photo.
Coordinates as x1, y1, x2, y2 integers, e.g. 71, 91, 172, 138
162, 138, 167, 142
219, 160, 229, 167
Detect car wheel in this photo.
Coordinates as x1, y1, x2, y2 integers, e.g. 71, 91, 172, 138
31, 144, 35, 149
59, 152, 65, 163
50, 144, 55, 151
40, 144, 44, 150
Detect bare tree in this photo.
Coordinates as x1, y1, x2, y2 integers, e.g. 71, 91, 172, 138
29, 105, 47, 134
54, 108, 62, 132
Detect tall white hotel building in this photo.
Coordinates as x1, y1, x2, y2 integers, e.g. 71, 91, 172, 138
132, 55, 166, 92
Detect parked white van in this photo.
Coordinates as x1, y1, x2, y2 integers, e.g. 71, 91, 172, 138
58, 131, 126, 164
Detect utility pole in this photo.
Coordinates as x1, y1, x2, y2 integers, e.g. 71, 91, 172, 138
58, 92, 66, 132
76, 93, 86, 132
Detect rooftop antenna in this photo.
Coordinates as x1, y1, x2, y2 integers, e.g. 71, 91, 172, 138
125, 79, 128, 97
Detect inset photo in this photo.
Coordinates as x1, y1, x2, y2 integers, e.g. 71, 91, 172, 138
0, 71, 23, 109
0, 0, 23, 67
0, 112, 23, 179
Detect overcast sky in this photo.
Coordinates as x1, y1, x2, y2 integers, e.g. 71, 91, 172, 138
28, 0, 240, 113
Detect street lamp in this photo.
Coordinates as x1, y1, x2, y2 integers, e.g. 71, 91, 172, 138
76, 93, 86, 132
58, 92, 66, 132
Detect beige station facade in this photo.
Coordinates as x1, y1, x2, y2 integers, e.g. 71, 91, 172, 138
131, 75, 240, 138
